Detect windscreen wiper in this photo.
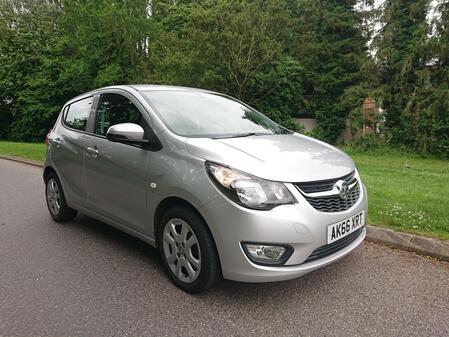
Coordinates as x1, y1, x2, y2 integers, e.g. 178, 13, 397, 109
274, 128, 293, 135
212, 132, 271, 139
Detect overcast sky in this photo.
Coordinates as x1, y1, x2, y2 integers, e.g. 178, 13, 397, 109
357, 0, 443, 56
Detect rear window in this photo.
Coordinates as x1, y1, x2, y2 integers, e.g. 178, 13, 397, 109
64, 96, 93, 131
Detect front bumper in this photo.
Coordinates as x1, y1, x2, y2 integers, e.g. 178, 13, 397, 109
199, 178, 368, 283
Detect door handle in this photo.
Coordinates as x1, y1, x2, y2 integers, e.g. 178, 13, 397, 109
86, 146, 99, 158
49, 137, 62, 148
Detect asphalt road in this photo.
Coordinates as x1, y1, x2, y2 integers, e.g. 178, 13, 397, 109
0, 158, 448, 337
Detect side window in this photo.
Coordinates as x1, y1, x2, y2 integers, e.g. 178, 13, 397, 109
64, 97, 93, 131
94, 93, 144, 136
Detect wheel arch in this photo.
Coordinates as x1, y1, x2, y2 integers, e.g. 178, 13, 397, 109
153, 197, 218, 252
43, 166, 57, 183
154, 197, 201, 238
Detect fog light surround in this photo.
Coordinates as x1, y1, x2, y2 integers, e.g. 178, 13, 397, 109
242, 242, 293, 266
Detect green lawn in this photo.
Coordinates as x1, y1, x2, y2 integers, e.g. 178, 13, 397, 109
343, 147, 449, 240
0, 141, 47, 162
0, 141, 448, 240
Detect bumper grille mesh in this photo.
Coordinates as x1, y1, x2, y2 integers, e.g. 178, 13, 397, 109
294, 171, 361, 212
303, 183, 360, 212
302, 228, 363, 264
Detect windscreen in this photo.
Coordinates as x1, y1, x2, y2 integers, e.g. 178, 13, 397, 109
142, 90, 288, 138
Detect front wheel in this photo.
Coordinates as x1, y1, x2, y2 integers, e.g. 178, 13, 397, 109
158, 205, 221, 293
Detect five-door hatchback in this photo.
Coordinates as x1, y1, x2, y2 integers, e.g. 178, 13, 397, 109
44, 85, 368, 293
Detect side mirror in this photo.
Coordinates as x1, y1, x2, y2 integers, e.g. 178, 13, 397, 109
106, 123, 148, 145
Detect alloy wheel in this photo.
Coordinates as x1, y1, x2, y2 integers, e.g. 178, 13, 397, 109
162, 218, 201, 283
46, 178, 61, 216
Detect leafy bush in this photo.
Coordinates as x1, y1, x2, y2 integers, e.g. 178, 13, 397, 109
0, 0, 448, 158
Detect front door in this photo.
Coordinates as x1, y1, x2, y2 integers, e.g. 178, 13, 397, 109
84, 91, 151, 233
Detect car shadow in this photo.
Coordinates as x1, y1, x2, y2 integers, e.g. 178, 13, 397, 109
69, 213, 166, 273
66, 213, 361, 301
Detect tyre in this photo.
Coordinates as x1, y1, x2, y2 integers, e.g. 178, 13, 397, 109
158, 205, 221, 293
45, 172, 78, 222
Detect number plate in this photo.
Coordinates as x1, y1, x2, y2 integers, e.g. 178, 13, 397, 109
327, 210, 365, 244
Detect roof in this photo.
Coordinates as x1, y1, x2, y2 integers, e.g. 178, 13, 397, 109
128, 84, 209, 92
64, 84, 215, 106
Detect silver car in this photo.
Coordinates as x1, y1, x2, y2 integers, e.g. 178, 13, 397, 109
44, 85, 368, 293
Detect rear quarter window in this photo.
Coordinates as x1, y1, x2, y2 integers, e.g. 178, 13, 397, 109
64, 96, 93, 131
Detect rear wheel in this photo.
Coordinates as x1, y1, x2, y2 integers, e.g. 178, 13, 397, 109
158, 205, 220, 293
45, 173, 77, 222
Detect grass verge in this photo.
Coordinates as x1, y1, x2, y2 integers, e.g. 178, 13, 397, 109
0, 141, 47, 162
0, 141, 448, 240
343, 146, 449, 240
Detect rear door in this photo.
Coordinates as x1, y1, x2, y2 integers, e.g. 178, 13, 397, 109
84, 90, 151, 233
49, 96, 94, 207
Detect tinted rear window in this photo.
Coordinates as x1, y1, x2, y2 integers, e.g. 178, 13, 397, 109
64, 96, 93, 131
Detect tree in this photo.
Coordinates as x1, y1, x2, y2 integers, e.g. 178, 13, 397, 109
374, 0, 430, 150
151, 0, 304, 129
290, 0, 372, 142
0, 0, 63, 140
414, 0, 449, 156
0, 0, 158, 140
0, 0, 447, 156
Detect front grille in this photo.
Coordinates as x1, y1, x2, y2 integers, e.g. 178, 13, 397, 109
302, 228, 363, 264
303, 183, 360, 212
296, 171, 355, 194
294, 171, 360, 212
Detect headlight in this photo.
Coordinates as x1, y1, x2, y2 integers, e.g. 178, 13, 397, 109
206, 162, 295, 210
